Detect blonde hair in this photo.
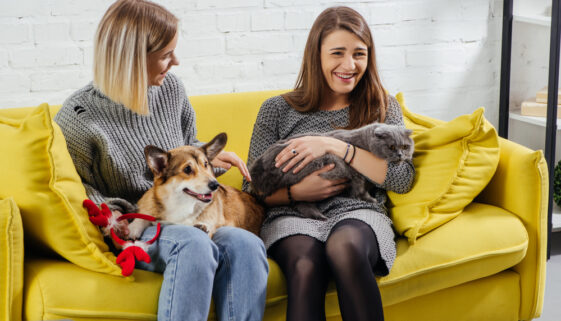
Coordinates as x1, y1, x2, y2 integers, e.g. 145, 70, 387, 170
93, 0, 178, 114
283, 6, 387, 128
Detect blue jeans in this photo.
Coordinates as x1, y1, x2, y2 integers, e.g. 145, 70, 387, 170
136, 224, 269, 321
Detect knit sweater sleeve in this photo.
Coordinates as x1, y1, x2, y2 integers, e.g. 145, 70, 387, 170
54, 102, 137, 213
376, 95, 416, 193
242, 97, 281, 193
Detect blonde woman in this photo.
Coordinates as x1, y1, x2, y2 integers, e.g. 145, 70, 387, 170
244, 7, 415, 321
54, 1, 268, 320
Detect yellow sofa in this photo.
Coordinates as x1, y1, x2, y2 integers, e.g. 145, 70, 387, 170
0, 90, 547, 321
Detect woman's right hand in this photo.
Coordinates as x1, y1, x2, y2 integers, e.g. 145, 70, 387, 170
290, 164, 348, 202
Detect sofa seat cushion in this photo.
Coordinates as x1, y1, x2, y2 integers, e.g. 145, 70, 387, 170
379, 202, 528, 306
23, 204, 527, 320
23, 257, 331, 321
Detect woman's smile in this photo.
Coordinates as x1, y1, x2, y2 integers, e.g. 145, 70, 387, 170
334, 72, 356, 82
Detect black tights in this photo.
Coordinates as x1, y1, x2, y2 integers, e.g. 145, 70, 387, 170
269, 219, 384, 321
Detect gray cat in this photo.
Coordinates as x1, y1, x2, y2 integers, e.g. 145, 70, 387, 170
249, 123, 414, 220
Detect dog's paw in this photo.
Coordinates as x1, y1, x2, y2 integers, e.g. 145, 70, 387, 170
194, 223, 210, 234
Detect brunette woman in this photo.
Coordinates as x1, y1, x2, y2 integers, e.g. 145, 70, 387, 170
244, 6, 415, 321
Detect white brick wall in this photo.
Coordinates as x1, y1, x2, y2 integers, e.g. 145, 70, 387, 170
0, 0, 502, 126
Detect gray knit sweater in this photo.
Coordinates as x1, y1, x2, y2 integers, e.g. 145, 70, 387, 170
54, 73, 209, 213
243, 95, 415, 275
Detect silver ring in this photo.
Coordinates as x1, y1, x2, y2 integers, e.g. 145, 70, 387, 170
291, 149, 298, 155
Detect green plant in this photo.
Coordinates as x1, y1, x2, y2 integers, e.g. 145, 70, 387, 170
554, 160, 561, 207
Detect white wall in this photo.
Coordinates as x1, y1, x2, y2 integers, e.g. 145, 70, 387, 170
0, 0, 503, 126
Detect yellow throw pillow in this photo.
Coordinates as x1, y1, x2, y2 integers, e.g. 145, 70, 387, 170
0, 197, 23, 321
390, 93, 500, 244
0, 104, 122, 276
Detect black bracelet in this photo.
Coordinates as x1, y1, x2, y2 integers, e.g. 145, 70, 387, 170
287, 185, 295, 205
342, 143, 351, 162
347, 145, 357, 164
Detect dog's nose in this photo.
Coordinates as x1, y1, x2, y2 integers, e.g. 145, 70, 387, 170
208, 181, 219, 191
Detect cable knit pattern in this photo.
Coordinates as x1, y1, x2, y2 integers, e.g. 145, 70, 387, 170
243, 95, 415, 276
54, 73, 218, 213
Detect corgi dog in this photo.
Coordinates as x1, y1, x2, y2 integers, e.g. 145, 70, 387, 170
127, 133, 264, 239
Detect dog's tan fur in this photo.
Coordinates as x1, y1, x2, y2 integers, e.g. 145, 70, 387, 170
128, 133, 264, 239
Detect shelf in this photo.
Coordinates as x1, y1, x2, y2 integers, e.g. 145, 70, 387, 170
514, 14, 551, 27
509, 109, 561, 129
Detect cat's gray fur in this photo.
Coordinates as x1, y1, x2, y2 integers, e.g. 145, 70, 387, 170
249, 123, 414, 220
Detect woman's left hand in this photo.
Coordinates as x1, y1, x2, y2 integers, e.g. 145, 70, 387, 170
275, 136, 345, 174
212, 150, 252, 181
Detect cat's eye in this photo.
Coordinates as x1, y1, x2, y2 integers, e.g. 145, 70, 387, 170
184, 165, 192, 174
390, 145, 396, 151
204, 161, 208, 168
402, 145, 409, 149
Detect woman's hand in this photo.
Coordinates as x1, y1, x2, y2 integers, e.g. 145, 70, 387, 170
290, 164, 348, 202
275, 136, 347, 174
211, 150, 252, 181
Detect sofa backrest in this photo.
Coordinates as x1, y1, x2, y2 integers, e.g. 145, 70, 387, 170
190, 90, 287, 188
0, 90, 287, 190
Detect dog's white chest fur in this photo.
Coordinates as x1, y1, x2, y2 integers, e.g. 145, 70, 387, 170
160, 184, 209, 225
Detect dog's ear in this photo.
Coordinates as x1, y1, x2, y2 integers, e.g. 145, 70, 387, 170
144, 145, 170, 176
202, 133, 227, 161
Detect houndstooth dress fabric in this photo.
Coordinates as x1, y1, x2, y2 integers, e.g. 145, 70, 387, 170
243, 95, 415, 276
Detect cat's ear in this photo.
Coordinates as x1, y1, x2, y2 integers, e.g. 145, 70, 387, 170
374, 128, 389, 139
404, 129, 413, 136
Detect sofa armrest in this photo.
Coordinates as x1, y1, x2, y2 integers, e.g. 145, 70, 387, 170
0, 197, 24, 321
477, 137, 548, 320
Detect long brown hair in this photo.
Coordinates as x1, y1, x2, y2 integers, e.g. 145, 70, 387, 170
282, 6, 387, 129
93, 0, 178, 114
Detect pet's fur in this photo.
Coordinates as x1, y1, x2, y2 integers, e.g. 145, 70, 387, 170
249, 123, 414, 220
128, 133, 264, 239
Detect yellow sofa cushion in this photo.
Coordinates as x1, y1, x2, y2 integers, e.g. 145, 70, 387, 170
22, 202, 527, 320
390, 93, 500, 243
0, 197, 24, 321
384, 270, 520, 321
379, 202, 527, 306
0, 104, 121, 276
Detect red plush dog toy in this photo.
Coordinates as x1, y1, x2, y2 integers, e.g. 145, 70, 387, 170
83, 199, 161, 276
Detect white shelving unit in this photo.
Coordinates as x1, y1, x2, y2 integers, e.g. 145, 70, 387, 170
509, 1, 561, 232
509, 109, 561, 127
513, 14, 551, 26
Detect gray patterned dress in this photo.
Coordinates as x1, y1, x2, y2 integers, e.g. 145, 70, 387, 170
243, 95, 415, 276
